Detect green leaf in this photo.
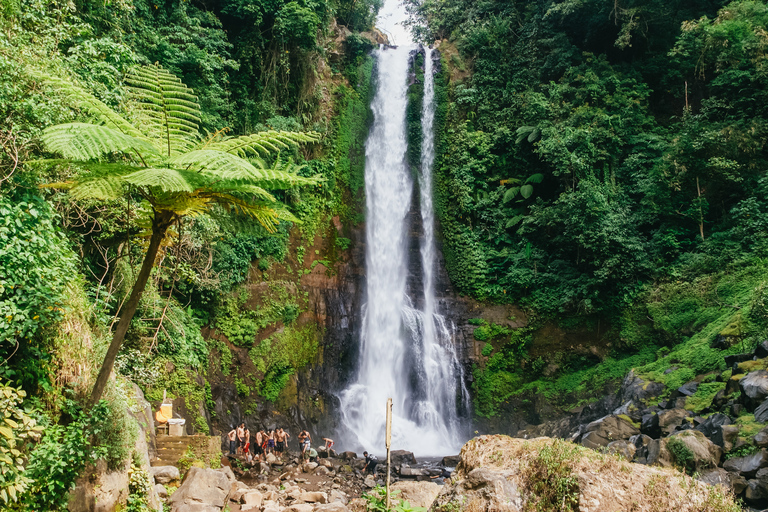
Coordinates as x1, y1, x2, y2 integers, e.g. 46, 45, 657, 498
520, 184, 534, 199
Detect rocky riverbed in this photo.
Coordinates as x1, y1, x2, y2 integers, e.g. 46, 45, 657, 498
153, 448, 455, 512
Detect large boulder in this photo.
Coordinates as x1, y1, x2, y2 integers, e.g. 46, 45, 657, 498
440, 455, 461, 467
580, 416, 640, 450
667, 430, 722, 470
697, 467, 731, 488
150, 466, 180, 485
606, 440, 636, 461
695, 413, 731, 440
714, 425, 740, 453
170, 467, 232, 512
390, 450, 417, 465
431, 435, 739, 512
390, 481, 440, 509
740, 371, 768, 408
657, 409, 692, 435
755, 427, 768, 448
723, 449, 768, 478
756, 399, 768, 422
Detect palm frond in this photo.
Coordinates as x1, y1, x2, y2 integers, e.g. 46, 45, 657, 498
125, 64, 201, 157
204, 131, 320, 158
41, 123, 160, 162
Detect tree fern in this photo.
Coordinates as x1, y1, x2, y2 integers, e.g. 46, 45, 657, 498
125, 64, 201, 157
37, 63, 321, 407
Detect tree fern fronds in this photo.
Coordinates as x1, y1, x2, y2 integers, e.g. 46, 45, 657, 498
29, 72, 145, 139
273, 205, 301, 224
154, 195, 210, 216
204, 183, 276, 202
216, 196, 281, 232
169, 150, 263, 180
205, 131, 320, 158
125, 64, 201, 157
123, 168, 204, 193
41, 123, 160, 162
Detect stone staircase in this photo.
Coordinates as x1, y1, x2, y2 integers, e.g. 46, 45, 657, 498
153, 436, 194, 466
152, 435, 223, 468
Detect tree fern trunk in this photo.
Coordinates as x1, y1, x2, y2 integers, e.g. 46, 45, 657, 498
89, 210, 175, 406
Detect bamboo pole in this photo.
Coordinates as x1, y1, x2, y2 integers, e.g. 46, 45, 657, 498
386, 397, 393, 510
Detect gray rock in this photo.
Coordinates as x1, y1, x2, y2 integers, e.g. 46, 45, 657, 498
607, 440, 636, 461
440, 455, 461, 467
755, 427, 768, 448
740, 371, 768, 407
697, 467, 730, 488
363, 475, 376, 488
658, 408, 692, 435
629, 434, 653, 464
715, 425, 740, 453
641, 413, 661, 438
729, 472, 748, 495
390, 450, 417, 465
580, 416, 640, 449
150, 466, 180, 484
756, 399, 768, 422
695, 413, 731, 440
678, 381, 699, 397
154, 484, 168, 499
754, 340, 768, 359
723, 449, 768, 478
339, 451, 357, 460
170, 466, 231, 511
390, 481, 440, 509
399, 466, 429, 477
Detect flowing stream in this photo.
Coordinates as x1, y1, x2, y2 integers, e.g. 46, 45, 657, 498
338, 46, 468, 456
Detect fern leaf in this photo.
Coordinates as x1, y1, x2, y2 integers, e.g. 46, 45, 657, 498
41, 123, 160, 162
204, 131, 320, 158
123, 168, 204, 193
216, 196, 280, 232
29, 71, 146, 140
125, 64, 201, 157
205, 183, 275, 202
170, 151, 321, 189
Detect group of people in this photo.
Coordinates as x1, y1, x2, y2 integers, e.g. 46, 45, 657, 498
227, 424, 291, 462
227, 425, 337, 463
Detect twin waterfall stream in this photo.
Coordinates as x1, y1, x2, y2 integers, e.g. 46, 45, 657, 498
338, 45, 469, 456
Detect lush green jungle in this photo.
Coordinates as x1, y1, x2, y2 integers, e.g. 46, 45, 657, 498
1, 0, 768, 508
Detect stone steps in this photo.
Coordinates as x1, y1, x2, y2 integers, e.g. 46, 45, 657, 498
153, 436, 195, 467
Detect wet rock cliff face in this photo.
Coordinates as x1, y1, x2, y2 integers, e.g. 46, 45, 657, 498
202, 215, 367, 442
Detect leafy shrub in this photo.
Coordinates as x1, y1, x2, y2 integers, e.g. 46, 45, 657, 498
472, 320, 512, 342
22, 400, 112, 511
521, 441, 579, 512
667, 437, 695, 475
362, 486, 426, 512
0, 192, 76, 345
125, 461, 152, 512
0, 382, 42, 506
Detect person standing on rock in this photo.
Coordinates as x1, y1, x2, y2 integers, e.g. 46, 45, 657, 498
268, 429, 276, 455
299, 429, 311, 459
244, 428, 252, 463
227, 426, 238, 456
363, 451, 378, 475
236, 423, 245, 455
254, 429, 264, 462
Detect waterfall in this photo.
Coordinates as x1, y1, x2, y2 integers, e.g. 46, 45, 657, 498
338, 45, 468, 456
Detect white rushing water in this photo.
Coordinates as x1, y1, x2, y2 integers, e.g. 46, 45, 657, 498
338, 46, 468, 456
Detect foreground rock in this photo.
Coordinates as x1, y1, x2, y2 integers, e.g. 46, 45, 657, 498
430, 435, 739, 512
390, 481, 440, 508
170, 466, 235, 512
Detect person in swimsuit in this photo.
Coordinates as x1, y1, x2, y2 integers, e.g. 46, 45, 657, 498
244, 429, 251, 462
260, 429, 268, 456
227, 427, 237, 455
267, 429, 276, 454
236, 423, 245, 455
254, 429, 263, 462
275, 428, 286, 458
322, 437, 334, 452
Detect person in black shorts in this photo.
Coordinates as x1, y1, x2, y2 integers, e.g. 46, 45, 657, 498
363, 451, 378, 475
276, 427, 286, 457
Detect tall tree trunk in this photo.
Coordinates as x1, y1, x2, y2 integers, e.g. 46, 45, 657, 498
89, 210, 175, 406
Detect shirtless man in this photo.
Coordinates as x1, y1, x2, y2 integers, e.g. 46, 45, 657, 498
254, 429, 264, 462
227, 427, 238, 455
244, 428, 252, 463
236, 423, 245, 455
322, 437, 334, 452
275, 428, 285, 458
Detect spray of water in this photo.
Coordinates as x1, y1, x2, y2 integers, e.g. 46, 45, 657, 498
338, 46, 468, 456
